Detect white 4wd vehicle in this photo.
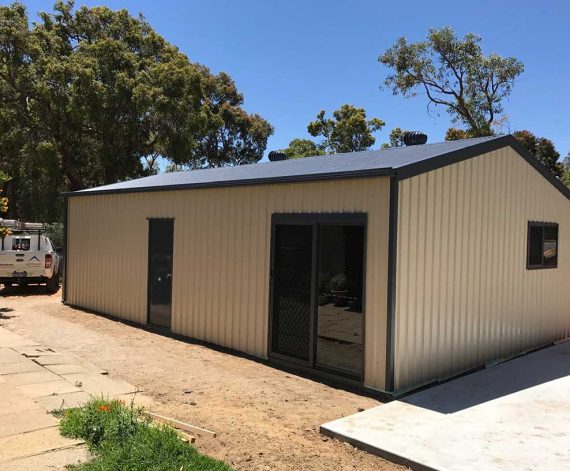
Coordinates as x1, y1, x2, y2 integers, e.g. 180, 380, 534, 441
0, 220, 60, 293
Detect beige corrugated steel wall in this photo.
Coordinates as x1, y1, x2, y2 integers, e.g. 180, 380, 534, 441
67, 177, 391, 391
394, 146, 570, 392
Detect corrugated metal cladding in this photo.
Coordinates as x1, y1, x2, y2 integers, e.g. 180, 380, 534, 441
67, 177, 391, 391
394, 146, 570, 393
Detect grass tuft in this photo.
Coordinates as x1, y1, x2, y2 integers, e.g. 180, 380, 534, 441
60, 398, 232, 471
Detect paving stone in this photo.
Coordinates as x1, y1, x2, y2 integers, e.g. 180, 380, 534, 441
0, 349, 25, 364
0, 394, 43, 416
0, 427, 83, 462
0, 382, 22, 397
44, 363, 106, 375
0, 331, 39, 348
35, 391, 92, 412
0, 445, 90, 471
62, 373, 138, 397
11, 346, 58, 357
33, 355, 84, 366
18, 380, 81, 398
115, 393, 156, 409
0, 361, 44, 375
0, 410, 58, 439
3, 370, 61, 386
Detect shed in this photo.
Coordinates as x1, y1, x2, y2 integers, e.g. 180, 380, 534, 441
63, 135, 570, 395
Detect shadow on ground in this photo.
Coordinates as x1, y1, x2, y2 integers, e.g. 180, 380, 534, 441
401, 342, 570, 413
0, 285, 55, 297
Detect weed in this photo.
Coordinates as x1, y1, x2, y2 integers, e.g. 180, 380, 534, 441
60, 398, 231, 470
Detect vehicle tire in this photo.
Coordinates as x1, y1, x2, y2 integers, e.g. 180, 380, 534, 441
46, 273, 60, 293
3, 283, 12, 288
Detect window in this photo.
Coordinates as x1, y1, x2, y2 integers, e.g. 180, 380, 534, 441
527, 222, 558, 269
12, 237, 31, 251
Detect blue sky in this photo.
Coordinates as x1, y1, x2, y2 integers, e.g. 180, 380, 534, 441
22, 0, 570, 160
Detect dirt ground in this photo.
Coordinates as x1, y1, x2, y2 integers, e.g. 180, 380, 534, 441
0, 287, 404, 471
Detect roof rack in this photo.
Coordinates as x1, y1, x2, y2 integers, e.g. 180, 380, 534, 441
0, 219, 45, 231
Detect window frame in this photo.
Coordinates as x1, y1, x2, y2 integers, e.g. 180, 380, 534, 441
526, 221, 559, 270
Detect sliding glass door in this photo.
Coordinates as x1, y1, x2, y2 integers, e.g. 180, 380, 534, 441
269, 214, 366, 379
316, 224, 364, 376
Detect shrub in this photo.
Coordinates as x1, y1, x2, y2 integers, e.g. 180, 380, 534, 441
60, 398, 231, 471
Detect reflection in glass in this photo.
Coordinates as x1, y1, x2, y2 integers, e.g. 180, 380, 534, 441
316, 225, 364, 376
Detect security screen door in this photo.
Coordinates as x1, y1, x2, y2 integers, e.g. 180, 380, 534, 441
269, 214, 365, 379
270, 223, 314, 363
148, 219, 174, 329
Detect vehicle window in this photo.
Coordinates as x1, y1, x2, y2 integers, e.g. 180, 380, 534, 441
12, 238, 31, 251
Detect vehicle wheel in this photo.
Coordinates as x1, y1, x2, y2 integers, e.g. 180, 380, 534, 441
46, 274, 60, 293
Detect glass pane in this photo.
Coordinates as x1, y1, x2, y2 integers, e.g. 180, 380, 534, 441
271, 225, 313, 361
12, 238, 31, 251
543, 225, 558, 267
316, 225, 364, 376
528, 225, 543, 266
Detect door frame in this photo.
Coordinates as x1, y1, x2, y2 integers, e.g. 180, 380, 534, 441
268, 213, 367, 381
146, 217, 175, 329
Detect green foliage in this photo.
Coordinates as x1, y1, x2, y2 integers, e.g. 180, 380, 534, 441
380, 27, 524, 137
280, 138, 324, 159
445, 127, 476, 141
307, 104, 384, 153
60, 398, 232, 471
562, 153, 570, 188
0, 171, 10, 239
512, 130, 562, 177
0, 1, 272, 222
45, 222, 63, 250
381, 127, 410, 148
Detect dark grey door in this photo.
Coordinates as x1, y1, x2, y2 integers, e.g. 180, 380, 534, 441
270, 224, 314, 364
269, 214, 366, 380
148, 219, 174, 329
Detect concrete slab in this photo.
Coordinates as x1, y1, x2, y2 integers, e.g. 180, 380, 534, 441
0, 349, 25, 364
0, 445, 90, 471
18, 380, 81, 398
35, 391, 92, 412
0, 330, 39, 348
44, 362, 106, 375
0, 410, 58, 438
0, 361, 44, 375
3, 370, 61, 386
0, 427, 83, 462
0, 394, 44, 416
0, 382, 22, 397
115, 393, 156, 409
322, 341, 570, 471
62, 373, 138, 397
11, 346, 58, 357
33, 355, 81, 366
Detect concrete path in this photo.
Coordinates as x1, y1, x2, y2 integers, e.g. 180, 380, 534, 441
0, 327, 148, 470
321, 340, 570, 471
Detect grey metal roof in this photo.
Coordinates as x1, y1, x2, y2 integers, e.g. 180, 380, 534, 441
68, 135, 570, 200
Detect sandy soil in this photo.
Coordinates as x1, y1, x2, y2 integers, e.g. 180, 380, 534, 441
0, 287, 404, 471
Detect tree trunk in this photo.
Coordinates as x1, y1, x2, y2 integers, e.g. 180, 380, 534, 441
60, 148, 85, 192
